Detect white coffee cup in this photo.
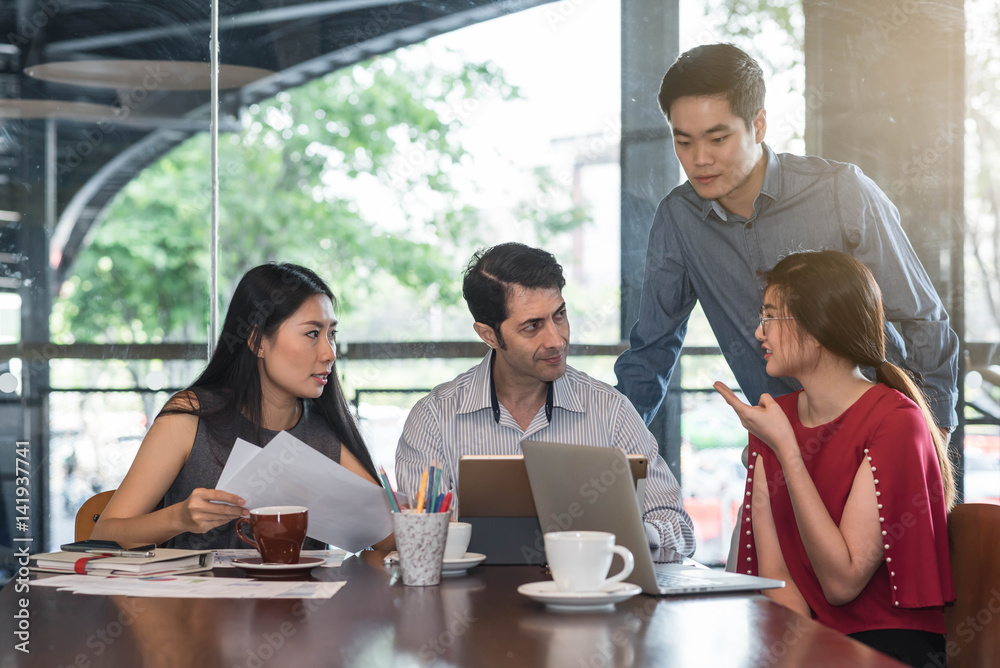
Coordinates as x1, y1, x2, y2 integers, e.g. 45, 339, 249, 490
543, 531, 634, 592
444, 521, 472, 559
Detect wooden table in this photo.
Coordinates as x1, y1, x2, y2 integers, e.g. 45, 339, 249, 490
3, 552, 905, 667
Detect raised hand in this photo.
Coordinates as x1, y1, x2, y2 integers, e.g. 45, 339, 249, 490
713, 382, 798, 461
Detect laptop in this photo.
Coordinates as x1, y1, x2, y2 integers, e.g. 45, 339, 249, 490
520, 440, 785, 596
458, 454, 648, 565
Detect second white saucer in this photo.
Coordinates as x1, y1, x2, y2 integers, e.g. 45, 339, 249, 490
441, 552, 486, 576
517, 580, 642, 611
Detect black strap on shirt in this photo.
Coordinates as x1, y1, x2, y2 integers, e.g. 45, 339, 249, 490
488, 348, 553, 424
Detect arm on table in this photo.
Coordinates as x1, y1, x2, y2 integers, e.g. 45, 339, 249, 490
91, 395, 248, 546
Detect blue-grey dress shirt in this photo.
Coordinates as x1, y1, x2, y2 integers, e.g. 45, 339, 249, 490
396, 351, 697, 556
614, 144, 959, 429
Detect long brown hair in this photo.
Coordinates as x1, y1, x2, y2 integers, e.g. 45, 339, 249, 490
765, 250, 955, 510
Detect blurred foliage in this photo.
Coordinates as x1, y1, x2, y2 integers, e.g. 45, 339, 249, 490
965, 0, 1000, 338
52, 46, 586, 345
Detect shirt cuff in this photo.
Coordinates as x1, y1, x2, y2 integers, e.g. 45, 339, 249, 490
643, 521, 660, 548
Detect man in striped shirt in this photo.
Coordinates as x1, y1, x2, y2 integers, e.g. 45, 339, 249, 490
395, 243, 696, 556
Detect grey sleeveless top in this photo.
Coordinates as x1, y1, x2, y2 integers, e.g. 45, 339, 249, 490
160, 390, 341, 550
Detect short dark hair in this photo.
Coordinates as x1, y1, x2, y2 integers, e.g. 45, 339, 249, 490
462, 242, 565, 348
658, 43, 765, 130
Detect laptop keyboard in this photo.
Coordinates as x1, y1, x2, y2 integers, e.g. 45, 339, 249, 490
654, 571, 720, 589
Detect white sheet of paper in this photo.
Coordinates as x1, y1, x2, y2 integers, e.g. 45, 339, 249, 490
217, 431, 393, 552
216, 438, 262, 490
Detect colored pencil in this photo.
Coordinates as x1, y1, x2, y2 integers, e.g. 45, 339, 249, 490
415, 469, 428, 513
377, 467, 400, 513
430, 465, 441, 511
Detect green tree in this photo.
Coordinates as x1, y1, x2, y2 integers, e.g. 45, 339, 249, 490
52, 45, 587, 346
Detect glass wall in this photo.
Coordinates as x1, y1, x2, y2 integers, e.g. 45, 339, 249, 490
0, 0, 996, 579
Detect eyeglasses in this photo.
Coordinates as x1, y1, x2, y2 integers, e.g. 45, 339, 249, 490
759, 307, 795, 335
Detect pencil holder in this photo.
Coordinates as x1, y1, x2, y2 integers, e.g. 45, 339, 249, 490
392, 510, 449, 586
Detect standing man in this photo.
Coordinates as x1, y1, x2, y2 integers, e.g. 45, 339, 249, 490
614, 43, 958, 436
396, 243, 695, 556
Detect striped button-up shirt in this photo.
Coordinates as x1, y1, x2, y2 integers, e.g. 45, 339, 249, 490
395, 352, 696, 556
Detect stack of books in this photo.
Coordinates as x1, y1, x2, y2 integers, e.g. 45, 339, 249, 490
31, 548, 214, 576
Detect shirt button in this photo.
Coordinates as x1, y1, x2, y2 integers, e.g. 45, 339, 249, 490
747, 557, 752, 562
884, 544, 890, 550
746, 223, 754, 230
886, 557, 892, 563
746, 544, 752, 549
746, 530, 752, 535
755, 269, 762, 276
747, 570, 753, 575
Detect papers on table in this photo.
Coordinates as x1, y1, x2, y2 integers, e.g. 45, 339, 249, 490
217, 431, 394, 553
212, 549, 347, 568
32, 574, 347, 599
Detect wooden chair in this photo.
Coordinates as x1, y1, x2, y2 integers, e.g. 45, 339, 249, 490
74, 490, 116, 541
946, 503, 1000, 667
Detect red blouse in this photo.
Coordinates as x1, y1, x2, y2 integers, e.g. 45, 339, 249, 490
737, 384, 954, 635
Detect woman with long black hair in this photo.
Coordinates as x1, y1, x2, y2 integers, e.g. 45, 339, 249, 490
93, 263, 391, 550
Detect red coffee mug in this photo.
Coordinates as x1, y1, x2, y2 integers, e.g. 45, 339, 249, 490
235, 505, 308, 564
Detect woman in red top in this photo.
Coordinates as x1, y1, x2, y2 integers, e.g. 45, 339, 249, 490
715, 250, 955, 667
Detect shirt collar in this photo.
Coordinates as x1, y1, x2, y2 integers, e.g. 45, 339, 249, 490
699, 142, 780, 221
488, 349, 552, 424
459, 350, 578, 420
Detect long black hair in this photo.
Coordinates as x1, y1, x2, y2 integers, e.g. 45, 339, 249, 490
162, 262, 379, 481
766, 251, 954, 510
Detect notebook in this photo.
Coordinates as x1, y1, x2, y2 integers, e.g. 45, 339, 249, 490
458, 453, 648, 565
520, 440, 785, 596
30, 548, 215, 577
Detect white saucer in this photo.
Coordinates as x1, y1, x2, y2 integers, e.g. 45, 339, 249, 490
383, 552, 486, 576
442, 552, 486, 576
517, 581, 642, 611
231, 556, 326, 578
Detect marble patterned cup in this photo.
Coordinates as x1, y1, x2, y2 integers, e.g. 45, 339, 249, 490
392, 511, 450, 586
